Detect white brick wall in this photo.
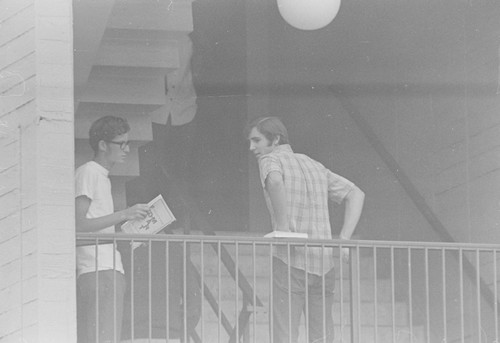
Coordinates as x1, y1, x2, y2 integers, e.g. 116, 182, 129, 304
0, 0, 76, 342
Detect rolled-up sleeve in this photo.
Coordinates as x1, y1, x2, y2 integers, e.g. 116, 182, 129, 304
326, 170, 355, 204
258, 155, 282, 188
75, 166, 96, 200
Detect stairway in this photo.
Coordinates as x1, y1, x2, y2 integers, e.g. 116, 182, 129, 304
74, 0, 195, 180
188, 240, 425, 343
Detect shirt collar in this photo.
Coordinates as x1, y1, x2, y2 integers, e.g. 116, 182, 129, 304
89, 160, 110, 177
273, 144, 293, 153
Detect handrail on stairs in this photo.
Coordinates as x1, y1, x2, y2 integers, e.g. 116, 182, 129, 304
150, 145, 264, 343
332, 88, 500, 319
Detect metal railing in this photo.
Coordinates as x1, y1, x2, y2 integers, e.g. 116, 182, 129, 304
76, 233, 500, 343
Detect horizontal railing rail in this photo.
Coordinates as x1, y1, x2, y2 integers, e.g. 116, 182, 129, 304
77, 232, 500, 249
76, 233, 500, 343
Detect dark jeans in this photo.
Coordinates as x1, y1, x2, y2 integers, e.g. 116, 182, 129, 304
77, 270, 126, 343
272, 258, 335, 343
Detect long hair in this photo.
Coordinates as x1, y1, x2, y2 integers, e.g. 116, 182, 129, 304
245, 116, 289, 145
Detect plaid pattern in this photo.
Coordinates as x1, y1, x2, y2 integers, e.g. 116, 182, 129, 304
259, 144, 354, 275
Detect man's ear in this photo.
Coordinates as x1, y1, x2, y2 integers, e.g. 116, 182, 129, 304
273, 136, 280, 146
97, 140, 107, 152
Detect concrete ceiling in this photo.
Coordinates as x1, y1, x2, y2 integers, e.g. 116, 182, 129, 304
193, 0, 500, 95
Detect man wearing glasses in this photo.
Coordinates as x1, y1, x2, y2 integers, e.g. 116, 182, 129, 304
75, 116, 150, 343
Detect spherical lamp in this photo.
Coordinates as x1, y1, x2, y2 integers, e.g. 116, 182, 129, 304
277, 0, 341, 31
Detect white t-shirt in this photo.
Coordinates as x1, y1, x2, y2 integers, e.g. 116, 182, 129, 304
75, 161, 124, 277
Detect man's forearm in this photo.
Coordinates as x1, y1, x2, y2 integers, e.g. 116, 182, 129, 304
339, 186, 365, 239
76, 211, 127, 233
265, 172, 288, 231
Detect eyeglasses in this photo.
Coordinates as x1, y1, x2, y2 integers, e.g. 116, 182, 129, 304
106, 140, 130, 150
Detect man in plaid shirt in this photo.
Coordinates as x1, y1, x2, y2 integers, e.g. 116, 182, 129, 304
246, 116, 365, 343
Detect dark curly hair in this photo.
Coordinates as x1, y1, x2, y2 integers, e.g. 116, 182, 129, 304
89, 116, 130, 153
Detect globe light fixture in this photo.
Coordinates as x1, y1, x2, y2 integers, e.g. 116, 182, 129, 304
277, 0, 341, 31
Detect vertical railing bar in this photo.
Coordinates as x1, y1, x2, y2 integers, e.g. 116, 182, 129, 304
218, 241, 222, 343
165, 240, 170, 343
459, 249, 464, 343
235, 242, 239, 342
287, 243, 292, 343
494, 249, 498, 343
476, 249, 481, 343
391, 246, 396, 343
338, 242, 344, 341
349, 244, 355, 343
113, 238, 117, 343
322, 244, 326, 343
80, 236, 500, 343
442, 248, 447, 342
200, 241, 205, 342
425, 247, 430, 343
270, 242, 274, 343
356, 244, 361, 342
94, 239, 99, 342
252, 242, 257, 343
304, 243, 309, 343
148, 240, 152, 341
183, 241, 188, 343
131, 241, 135, 342
374, 247, 378, 343
407, 248, 413, 343
78, 235, 500, 343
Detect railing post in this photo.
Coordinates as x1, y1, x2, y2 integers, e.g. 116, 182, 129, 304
349, 246, 360, 343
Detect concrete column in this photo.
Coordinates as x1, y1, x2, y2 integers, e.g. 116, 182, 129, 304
0, 1, 78, 342
32, 1, 76, 341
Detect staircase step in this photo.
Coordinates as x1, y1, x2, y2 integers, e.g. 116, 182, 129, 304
105, 28, 191, 42
96, 36, 180, 70
79, 67, 166, 107
317, 324, 425, 343
200, 299, 410, 327
189, 243, 377, 282
332, 301, 411, 327
195, 313, 424, 343
193, 326, 425, 343
123, 233, 421, 342
108, 0, 193, 32
73, 0, 115, 90
191, 268, 394, 304
185, 238, 424, 342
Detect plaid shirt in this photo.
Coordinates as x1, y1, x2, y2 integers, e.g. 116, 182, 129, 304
259, 144, 355, 275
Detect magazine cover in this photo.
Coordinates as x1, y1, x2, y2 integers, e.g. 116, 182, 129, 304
121, 194, 176, 249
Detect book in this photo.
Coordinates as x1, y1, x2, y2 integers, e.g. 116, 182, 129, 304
264, 231, 308, 239
121, 194, 176, 249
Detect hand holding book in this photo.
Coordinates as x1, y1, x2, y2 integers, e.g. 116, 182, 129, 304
121, 195, 176, 249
